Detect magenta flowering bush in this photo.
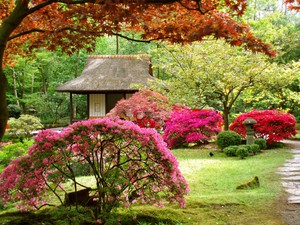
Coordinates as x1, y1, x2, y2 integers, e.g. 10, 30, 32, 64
163, 109, 223, 148
0, 117, 189, 222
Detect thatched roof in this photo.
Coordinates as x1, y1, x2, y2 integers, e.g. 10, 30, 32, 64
56, 54, 154, 93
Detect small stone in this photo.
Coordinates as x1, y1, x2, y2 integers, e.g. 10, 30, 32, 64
288, 196, 300, 204
283, 163, 300, 167
281, 182, 300, 189
277, 171, 300, 176
290, 150, 300, 154
278, 167, 300, 172
282, 176, 300, 181
285, 189, 300, 195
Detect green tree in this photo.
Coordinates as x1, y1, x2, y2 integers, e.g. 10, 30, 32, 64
150, 40, 298, 130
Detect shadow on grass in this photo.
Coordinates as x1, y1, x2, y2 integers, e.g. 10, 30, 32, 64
0, 208, 179, 225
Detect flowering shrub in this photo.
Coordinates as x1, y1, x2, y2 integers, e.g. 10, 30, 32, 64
230, 110, 297, 144
0, 117, 189, 222
107, 90, 173, 129
163, 109, 223, 148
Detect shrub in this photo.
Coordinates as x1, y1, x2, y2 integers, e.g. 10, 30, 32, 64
230, 110, 297, 144
224, 146, 238, 157
254, 138, 267, 150
7, 114, 43, 138
107, 90, 173, 129
7, 104, 21, 118
236, 146, 249, 159
216, 131, 241, 149
249, 144, 260, 155
163, 109, 223, 148
0, 118, 189, 222
0, 139, 33, 168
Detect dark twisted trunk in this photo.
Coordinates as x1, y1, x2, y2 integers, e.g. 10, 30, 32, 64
0, 69, 8, 140
0, 0, 29, 140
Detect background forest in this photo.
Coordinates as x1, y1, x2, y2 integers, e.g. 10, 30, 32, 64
5, 0, 300, 127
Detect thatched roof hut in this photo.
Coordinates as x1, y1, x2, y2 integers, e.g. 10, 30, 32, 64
56, 54, 154, 93
56, 54, 154, 123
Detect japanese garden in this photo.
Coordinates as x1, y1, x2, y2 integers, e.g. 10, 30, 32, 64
1, 0, 300, 224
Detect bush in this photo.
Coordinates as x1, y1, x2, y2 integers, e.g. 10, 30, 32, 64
224, 146, 238, 157
163, 109, 223, 148
224, 144, 261, 159
236, 146, 249, 159
107, 90, 173, 129
230, 110, 297, 144
7, 114, 43, 138
7, 104, 21, 118
0, 139, 33, 168
216, 131, 241, 149
0, 118, 189, 222
249, 144, 260, 155
254, 138, 267, 150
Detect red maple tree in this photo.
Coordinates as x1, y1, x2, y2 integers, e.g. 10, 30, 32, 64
230, 109, 297, 144
0, 0, 277, 139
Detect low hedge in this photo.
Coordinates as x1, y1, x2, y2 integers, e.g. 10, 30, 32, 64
224, 143, 261, 159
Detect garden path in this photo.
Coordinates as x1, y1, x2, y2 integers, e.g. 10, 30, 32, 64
278, 139, 300, 204
278, 139, 300, 225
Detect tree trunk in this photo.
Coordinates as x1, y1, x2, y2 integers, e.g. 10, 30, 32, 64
223, 108, 230, 131
0, 68, 8, 140
12, 69, 20, 106
0, 0, 31, 140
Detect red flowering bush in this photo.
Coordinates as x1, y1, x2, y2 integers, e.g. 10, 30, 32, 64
230, 110, 297, 144
163, 109, 223, 148
107, 90, 172, 129
0, 117, 189, 222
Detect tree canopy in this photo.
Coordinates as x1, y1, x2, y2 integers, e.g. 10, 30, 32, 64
0, 0, 277, 139
149, 40, 299, 130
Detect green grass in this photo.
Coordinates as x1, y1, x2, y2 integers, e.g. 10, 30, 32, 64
0, 146, 292, 225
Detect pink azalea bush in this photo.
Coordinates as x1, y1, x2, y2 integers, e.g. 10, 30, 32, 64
163, 109, 223, 148
230, 109, 297, 144
107, 90, 173, 129
0, 117, 189, 222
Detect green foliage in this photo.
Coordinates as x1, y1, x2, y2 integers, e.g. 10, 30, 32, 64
0, 139, 33, 168
216, 131, 241, 149
254, 138, 267, 150
1, 134, 9, 142
236, 146, 249, 159
150, 40, 299, 130
223, 146, 238, 157
223, 144, 261, 159
7, 114, 43, 137
7, 104, 21, 118
249, 144, 261, 155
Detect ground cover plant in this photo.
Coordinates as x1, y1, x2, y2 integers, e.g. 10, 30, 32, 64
0, 117, 189, 223
0, 141, 291, 224
163, 109, 223, 148
0, 139, 33, 171
230, 109, 297, 144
